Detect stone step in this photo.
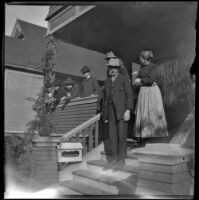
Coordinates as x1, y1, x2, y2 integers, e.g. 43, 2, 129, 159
135, 186, 172, 197
87, 159, 139, 180
59, 181, 84, 195
101, 151, 138, 166
137, 178, 193, 195
72, 169, 138, 195
60, 180, 115, 195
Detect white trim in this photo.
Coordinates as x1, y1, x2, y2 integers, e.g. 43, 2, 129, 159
5, 68, 43, 77
5, 130, 25, 133
5, 63, 43, 74
48, 6, 63, 17
47, 6, 95, 36
11, 20, 22, 38
61, 113, 101, 142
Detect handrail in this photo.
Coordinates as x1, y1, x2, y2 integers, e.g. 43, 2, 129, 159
60, 113, 101, 143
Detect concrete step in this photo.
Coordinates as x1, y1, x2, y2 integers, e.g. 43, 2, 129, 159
59, 181, 83, 195
101, 151, 139, 166
72, 169, 138, 195
87, 159, 139, 180
60, 180, 115, 195
135, 186, 172, 197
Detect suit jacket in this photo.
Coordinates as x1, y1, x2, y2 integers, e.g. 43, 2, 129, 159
80, 76, 100, 97
101, 74, 134, 121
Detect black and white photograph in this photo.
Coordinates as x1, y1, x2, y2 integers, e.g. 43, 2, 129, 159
4, 2, 196, 199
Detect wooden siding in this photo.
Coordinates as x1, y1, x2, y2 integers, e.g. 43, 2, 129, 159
48, 96, 98, 134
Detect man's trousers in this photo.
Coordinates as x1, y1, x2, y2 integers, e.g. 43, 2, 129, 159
106, 103, 128, 162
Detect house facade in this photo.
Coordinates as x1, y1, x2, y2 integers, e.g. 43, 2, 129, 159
4, 19, 107, 135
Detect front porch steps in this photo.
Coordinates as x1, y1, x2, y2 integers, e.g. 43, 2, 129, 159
58, 143, 193, 196
59, 179, 115, 195
58, 149, 173, 196
87, 159, 139, 179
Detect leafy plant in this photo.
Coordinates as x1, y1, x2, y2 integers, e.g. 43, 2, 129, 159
26, 35, 57, 137
5, 135, 33, 177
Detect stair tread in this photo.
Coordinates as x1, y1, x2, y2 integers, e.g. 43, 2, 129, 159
87, 159, 139, 173
101, 151, 138, 160
73, 169, 138, 188
135, 186, 172, 196
60, 180, 115, 195
59, 183, 83, 195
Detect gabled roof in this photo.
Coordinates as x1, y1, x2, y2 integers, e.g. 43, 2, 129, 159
11, 19, 47, 42
6, 19, 107, 81
5, 35, 45, 72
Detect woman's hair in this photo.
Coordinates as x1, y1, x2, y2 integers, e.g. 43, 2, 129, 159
139, 50, 154, 61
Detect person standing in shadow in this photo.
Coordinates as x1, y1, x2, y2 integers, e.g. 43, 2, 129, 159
99, 58, 134, 167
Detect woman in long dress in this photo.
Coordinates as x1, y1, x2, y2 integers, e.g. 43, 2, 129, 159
134, 50, 168, 144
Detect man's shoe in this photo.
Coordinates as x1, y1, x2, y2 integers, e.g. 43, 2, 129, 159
117, 160, 125, 167
109, 160, 118, 166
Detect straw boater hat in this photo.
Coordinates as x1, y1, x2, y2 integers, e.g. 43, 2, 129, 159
139, 50, 154, 61
106, 58, 120, 68
64, 77, 75, 86
81, 65, 90, 74
105, 51, 117, 60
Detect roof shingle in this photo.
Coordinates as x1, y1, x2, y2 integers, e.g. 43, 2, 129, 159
5, 20, 107, 80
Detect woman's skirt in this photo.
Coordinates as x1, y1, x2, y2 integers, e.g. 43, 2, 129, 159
134, 83, 169, 138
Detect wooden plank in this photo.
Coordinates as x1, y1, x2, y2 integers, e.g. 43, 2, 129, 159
88, 125, 93, 152
82, 130, 87, 156
51, 106, 97, 114
94, 121, 99, 148
51, 110, 96, 118
50, 114, 95, 122
82, 130, 86, 148
56, 96, 98, 108
55, 102, 97, 110
76, 132, 80, 142
54, 102, 97, 111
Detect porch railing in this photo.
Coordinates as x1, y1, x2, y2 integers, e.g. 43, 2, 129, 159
60, 113, 101, 155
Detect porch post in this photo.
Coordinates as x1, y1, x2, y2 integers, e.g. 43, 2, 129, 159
29, 135, 60, 191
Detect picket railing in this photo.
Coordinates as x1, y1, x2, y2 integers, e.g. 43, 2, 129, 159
60, 113, 101, 155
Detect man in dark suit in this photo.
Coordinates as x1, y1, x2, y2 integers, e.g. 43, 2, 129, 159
80, 65, 100, 97
100, 58, 134, 166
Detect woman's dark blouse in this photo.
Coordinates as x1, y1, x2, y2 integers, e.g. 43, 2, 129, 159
137, 63, 160, 86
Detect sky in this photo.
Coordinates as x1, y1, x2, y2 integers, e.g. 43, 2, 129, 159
5, 4, 49, 36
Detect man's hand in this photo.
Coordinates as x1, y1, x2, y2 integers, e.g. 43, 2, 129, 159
61, 96, 66, 101
124, 109, 131, 121
134, 78, 141, 86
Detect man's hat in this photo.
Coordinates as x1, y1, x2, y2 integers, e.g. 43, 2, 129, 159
64, 77, 75, 86
106, 58, 120, 67
45, 82, 52, 88
81, 65, 90, 74
105, 51, 117, 60
53, 80, 61, 87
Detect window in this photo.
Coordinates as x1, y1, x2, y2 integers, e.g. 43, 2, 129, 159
17, 33, 25, 40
